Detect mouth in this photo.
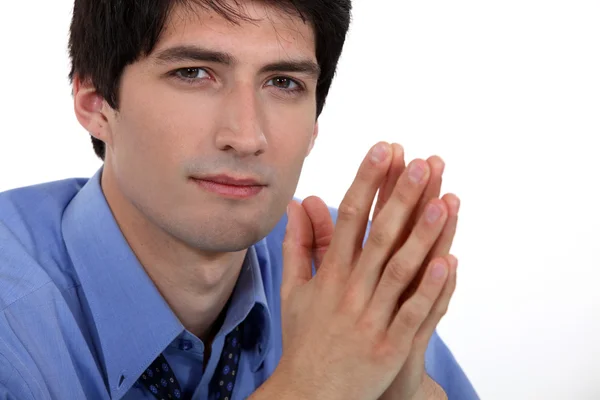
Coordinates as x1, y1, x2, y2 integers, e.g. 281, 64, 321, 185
190, 174, 266, 199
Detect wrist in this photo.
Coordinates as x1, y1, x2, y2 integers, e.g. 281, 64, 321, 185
249, 365, 314, 400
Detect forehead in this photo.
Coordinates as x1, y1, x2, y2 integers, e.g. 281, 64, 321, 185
153, 1, 316, 62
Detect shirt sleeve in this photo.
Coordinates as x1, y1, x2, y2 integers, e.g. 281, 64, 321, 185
425, 331, 479, 399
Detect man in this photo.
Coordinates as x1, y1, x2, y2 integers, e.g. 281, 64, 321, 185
0, 0, 478, 399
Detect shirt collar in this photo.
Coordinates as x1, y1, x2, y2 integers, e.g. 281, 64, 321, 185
61, 167, 272, 398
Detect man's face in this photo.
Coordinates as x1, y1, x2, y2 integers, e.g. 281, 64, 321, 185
101, 1, 319, 252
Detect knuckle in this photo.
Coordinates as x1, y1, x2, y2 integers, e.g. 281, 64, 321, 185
416, 283, 440, 305
368, 225, 394, 248
422, 283, 440, 302
385, 256, 415, 286
392, 186, 415, 206
356, 314, 380, 337
372, 336, 404, 364
412, 223, 437, 246
400, 299, 428, 328
337, 283, 363, 315
317, 261, 344, 284
401, 305, 423, 329
412, 330, 430, 349
434, 303, 449, 318
337, 197, 361, 221
392, 183, 420, 207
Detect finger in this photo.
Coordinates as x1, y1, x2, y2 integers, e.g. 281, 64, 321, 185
348, 160, 432, 310
425, 194, 460, 264
397, 156, 445, 248
411, 254, 458, 353
416, 156, 445, 218
373, 143, 405, 221
301, 196, 335, 272
365, 198, 448, 326
395, 193, 459, 307
281, 200, 316, 300
324, 142, 392, 271
387, 256, 449, 345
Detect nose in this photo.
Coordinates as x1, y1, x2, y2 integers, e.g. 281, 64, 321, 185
214, 83, 267, 157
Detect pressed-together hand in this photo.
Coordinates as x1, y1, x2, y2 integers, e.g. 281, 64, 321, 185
297, 144, 460, 400
254, 142, 458, 400
373, 145, 459, 400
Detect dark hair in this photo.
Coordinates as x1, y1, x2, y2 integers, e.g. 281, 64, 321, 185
68, 0, 352, 160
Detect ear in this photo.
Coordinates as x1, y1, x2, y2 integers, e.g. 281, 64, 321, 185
73, 76, 113, 146
306, 121, 319, 156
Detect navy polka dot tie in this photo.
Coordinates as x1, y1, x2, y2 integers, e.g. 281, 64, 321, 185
138, 323, 243, 400
208, 324, 243, 400
138, 353, 184, 399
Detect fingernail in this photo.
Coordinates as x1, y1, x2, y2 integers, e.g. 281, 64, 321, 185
370, 143, 389, 164
409, 161, 425, 183
454, 197, 461, 213
425, 203, 442, 223
431, 262, 447, 281
448, 255, 458, 269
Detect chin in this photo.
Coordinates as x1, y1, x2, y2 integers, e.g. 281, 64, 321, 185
172, 213, 275, 253
187, 230, 265, 253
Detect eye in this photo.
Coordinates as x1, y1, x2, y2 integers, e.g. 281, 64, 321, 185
174, 67, 211, 81
266, 77, 301, 91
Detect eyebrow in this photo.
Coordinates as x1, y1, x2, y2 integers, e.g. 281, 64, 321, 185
153, 45, 321, 79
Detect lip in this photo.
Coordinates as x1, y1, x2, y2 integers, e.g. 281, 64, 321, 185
191, 174, 266, 199
193, 174, 265, 187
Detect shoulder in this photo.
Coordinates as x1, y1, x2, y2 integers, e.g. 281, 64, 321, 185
0, 178, 87, 310
0, 178, 94, 400
0, 178, 87, 229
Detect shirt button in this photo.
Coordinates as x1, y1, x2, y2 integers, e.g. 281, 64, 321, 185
180, 339, 193, 351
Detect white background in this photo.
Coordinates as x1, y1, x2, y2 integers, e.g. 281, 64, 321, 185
1, 1, 599, 399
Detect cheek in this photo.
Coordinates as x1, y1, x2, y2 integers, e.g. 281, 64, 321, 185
264, 102, 316, 160
267, 120, 314, 189
115, 92, 210, 168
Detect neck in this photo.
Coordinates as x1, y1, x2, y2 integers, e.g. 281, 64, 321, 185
101, 169, 247, 341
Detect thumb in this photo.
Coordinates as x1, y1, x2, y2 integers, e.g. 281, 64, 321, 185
281, 199, 315, 300
301, 196, 335, 272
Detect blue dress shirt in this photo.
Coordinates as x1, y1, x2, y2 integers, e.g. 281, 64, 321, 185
0, 168, 478, 399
